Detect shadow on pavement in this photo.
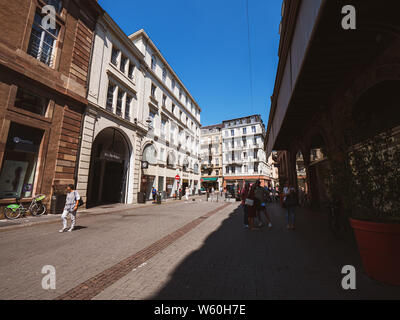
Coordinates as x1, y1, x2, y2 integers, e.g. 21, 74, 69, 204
150, 203, 400, 300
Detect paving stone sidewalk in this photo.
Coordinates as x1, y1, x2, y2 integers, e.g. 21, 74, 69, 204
0, 200, 225, 300
93, 203, 400, 300
0, 195, 207, 232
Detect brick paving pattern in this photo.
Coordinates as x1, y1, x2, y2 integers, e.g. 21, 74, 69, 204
55, 203, 229, 300
0, 199, 399, 300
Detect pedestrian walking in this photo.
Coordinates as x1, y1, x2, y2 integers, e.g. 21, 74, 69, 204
59, 184, 81, 233
152, 187, 157, 203
253, 180, 273, 228
285, 186, 298, 230
185, 187, 189, 201
211, 187, 215, 202
241, 182, 250, 228
246, 183, 259, 231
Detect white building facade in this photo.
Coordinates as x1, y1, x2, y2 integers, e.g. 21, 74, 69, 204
76, 13, 150, 207
221, 115, 275, 189
200, 124, 223, 190
129, 30, 202, 200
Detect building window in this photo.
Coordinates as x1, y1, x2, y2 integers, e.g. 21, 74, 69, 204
151, 84, 156, 98
252, 126, 256, 133
125, 96, 132, 120
231, 129, 234, 136
162, 94, 167, 106
254, 149, 258, 159
149, 111, 156, 128
151, 55, 156, 70
161, 119, 166, 137
243, 127, 247, 134
242, 137, 247, 146
27, 11, 60, 67
128, 63, 135, 80
162, 67, 167, 82
111, 46, 119, 66
179, 89, 182, 100
171, 78, 175, 90
254, 162, 259, 173
44, 0, 63, 13
0, 123, 44, 199
171, 103, 175, 114
160, 148, 165, 162
120, 55, 127, 73
14, 88, 49, 116
106, 83, 115, 112
116, 90, 123, 116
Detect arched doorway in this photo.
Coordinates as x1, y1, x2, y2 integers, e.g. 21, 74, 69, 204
308, 133, 329, 208
87, 128, 130, 207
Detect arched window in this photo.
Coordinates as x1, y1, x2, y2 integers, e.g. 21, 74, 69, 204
166, 151, 176, 168
143, 144, 157, 164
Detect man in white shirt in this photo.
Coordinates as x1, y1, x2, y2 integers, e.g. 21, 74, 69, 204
59, 184, 80, 233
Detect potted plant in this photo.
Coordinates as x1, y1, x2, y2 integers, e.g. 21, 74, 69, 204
327, 130, 400, 285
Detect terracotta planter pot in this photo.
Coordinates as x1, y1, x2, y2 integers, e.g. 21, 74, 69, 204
349, 218, 400, 286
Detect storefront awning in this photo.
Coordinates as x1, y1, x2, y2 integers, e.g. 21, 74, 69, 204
201, 178, 218, 182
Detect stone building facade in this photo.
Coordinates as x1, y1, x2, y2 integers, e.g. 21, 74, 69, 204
0, 0, 101, 210
222, 115, 274, 190
200, 124, 223, 190
129, 30, 202, 200
76, 12, 149, 207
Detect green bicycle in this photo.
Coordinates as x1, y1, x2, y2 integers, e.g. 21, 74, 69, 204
4, 195, 47, 220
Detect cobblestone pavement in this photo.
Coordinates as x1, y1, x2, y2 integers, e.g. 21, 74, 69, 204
0, 198, 224, 300
94, 203, 399, 300
0, 200, 398, 300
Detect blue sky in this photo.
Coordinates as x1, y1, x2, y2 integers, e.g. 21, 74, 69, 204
98, 0, 283, 127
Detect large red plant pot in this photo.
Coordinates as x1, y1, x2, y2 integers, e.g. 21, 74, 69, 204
349, 218, 400, 286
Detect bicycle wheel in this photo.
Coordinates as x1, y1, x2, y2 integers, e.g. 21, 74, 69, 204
4, 207, 21, 220
31, 202, 46, 216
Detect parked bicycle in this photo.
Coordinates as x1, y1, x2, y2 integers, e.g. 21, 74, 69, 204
4, 195, 47, 220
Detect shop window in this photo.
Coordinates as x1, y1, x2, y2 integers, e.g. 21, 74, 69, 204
14, 88, 49, 116
0, 123, 44, 199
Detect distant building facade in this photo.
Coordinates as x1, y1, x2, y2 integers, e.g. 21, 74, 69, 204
222, 115, 273, 190
200, 124, 223, 190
